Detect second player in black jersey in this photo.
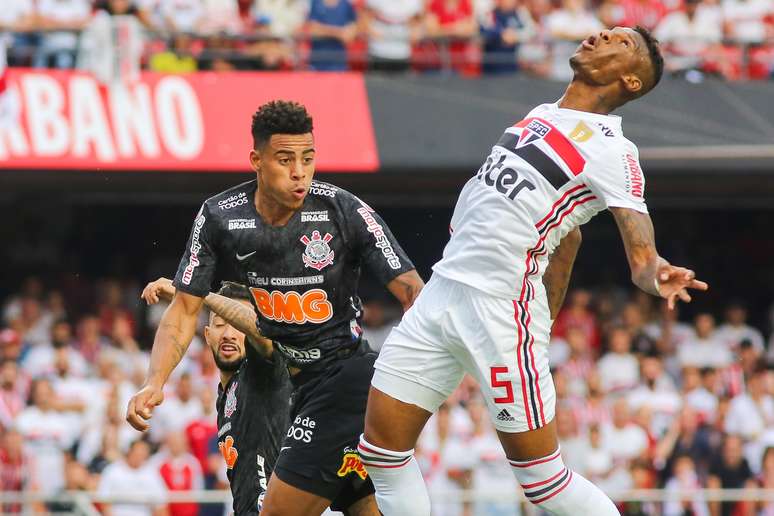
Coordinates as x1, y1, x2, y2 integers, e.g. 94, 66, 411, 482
127, 100, 424, 515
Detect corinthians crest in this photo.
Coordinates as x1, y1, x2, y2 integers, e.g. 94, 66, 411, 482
224, 381, 238, 418
300, 231, 334, 271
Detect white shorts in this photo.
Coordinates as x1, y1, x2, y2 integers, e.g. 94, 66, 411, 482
373, 274, 555, 433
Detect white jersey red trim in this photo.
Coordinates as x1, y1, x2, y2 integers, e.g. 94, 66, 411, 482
433, 102, 648, 301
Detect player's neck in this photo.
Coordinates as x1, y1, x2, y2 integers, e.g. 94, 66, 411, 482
220, 370, 234, 387
254, 190, 296, 226
558, 80, 620, 116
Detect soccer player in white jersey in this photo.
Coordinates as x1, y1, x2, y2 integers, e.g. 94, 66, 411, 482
358, 26, 709, 516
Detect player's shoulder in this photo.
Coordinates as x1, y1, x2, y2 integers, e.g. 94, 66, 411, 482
201, 180, 256, 213
308, 180, 367, 210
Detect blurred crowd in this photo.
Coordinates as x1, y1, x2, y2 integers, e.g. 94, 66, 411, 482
2, 275, 774, 515
2, 0, 774, 80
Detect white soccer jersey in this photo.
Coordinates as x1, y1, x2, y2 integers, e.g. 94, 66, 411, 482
433, 102, 648, 300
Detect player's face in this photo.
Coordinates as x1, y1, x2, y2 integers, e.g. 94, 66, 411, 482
570, 27, 650, 95
204, 303, 251, 372
251, 133, 316, 211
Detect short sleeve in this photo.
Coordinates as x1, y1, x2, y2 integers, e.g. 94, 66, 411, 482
348, 197, 415, 285
586, 143, 648, 213
173, 203, 220, 297
308, 0, 323, 22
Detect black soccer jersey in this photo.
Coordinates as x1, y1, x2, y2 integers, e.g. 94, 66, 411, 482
173, 180, 415, 368
216, 344, 292, 515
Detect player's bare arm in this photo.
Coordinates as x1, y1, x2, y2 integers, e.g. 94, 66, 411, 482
126, 290, 203, 431
141, 277, 273, 357
610, 207, 708, 309
386, 270, 425, 312
543, 227, 582, 320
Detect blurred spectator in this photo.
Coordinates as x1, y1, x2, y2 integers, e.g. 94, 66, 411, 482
0, 329, 22, 362
553, 289, 599, 351
47, 459, 95, 513
97, 439, 169, 516
681, 366, 719, 424
22, 319, 89, 378
150, 34, 200, 73
0, 429, 37, 513
161, 0, 205, 33
14, 297, 53, 348
628, 351, 681, 437
480, 0, 536, 74
418, 402, 473, 515
571, 371, 612, 431
252, 0, 308, 38
158, 432, 203, 516
722, 0, 772, 45
422, 0, 477, 74
724, 363, 774, 446
0, 0, 36, 67
362, 0, 424, 72
14, 379, 79, 495
597, 0, 626, 27
643, 301, 694, 356
306, 0, 358, 71
76, 315, 111, 364
361, 299, 395, 352
619, 0, 667, 30
663, 454, 709, 516
583, 423, 618, 490
34, 0, 93, 69
601, 398, 649, 465
199, 0, 244, 35
104, 314, 148, 385
715, 301, 765, 354
2, 278, 44, 325
185, 388, 218, 478
559, 326, 595, 397
707, 435, 755, 516
0, 361, 26, 431
655, 406, 715, 482
678, 313, 732, 369
621, 302, 657, 356
468, 397, 518, 516
545, 0, 604, 80
597, 326, 640, 394
152, 373, 204, 442
756, 446, 774, 514
654, 0, 723, 76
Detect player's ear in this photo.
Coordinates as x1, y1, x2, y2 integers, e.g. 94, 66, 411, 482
249, 149, 262, 174
621, 73, 643, 96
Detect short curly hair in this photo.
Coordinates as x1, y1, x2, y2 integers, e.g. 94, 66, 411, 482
634, 26, 664, 95
251, 100, 314, 149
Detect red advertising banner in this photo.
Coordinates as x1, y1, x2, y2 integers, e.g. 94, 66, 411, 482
0, 69, 378, 172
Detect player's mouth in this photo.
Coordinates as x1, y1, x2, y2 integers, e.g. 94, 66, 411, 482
219, 343, 239, 357
581, 35, 596, 51
291, 186, 308, 200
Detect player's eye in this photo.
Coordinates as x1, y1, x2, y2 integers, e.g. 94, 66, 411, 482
279, 159, 290, 165
304, 157, 313, 164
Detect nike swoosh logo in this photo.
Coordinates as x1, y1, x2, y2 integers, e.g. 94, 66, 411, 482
236, 251, 257, 261
280, 447, 291, 452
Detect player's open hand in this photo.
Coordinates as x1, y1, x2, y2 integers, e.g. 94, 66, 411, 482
126, 384, 164, 432
141, 277, 176, 305
656, 264, 709, 310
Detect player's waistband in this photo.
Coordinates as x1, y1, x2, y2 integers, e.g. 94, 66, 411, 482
287, 338, 370, 387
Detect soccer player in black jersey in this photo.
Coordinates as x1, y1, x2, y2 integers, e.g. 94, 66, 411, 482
127, 100, 424, 515
141, 278, 376, 516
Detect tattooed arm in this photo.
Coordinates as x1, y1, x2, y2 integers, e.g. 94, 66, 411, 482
543, 227, 582, 320
610, 207, 708, 308
140, 277, 272, 357
386, 270, 425, 312
203, 292, 273, 357
127, 290, 203, 431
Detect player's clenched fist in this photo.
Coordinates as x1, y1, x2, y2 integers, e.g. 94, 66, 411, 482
126, 384, 164, 431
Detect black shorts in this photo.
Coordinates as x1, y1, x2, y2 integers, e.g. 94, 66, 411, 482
273, 341, 376, 512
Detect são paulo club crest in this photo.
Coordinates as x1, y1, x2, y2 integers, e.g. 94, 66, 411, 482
300, 230, 334, 271
224, 381, 238, 418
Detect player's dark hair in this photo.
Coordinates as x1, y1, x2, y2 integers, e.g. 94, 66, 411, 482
634, 26, 664, 94
251, 100, 314, 149
217, 281, 251, 302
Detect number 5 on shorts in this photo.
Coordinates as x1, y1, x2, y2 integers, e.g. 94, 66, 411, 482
490, 366, 514, 404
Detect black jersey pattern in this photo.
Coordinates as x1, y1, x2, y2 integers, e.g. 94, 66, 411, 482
173, 180, 415, 368
216, 344, 292, 515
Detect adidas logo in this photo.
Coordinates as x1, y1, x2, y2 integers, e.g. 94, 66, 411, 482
496, 409, 515, 422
